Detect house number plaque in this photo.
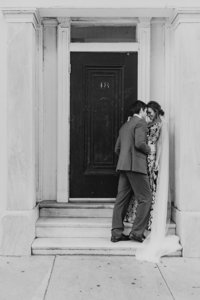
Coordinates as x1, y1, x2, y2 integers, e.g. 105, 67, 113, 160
100, 82, 110, 89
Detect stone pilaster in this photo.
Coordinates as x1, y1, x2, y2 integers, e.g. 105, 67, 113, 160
42, 18, 58, 201
172, 10, 200, 257
0, 9, 40, 255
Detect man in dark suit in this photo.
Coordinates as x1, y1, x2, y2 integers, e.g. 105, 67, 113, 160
111, 100, 152, 243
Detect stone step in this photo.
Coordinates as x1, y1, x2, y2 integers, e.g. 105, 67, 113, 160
40, 203, 114, 218
39, 201, 115, 208
32, 237, 182, 256
35, 202, 179, 256
36, 217, 176, 238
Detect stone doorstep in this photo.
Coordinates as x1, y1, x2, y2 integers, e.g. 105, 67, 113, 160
34, 202, 179, 256
31, 237, 182, 256
40, 208, 113, 218
37, 217, 113, 227
39, 201, 115, 208
36, 217, 176, 228
39, 201, 114, 218
36, 217, 176, 238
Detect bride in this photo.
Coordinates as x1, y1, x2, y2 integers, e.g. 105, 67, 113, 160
125, 101, 182, 263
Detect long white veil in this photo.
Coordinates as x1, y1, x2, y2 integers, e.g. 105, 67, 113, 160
135, 117, 182, 263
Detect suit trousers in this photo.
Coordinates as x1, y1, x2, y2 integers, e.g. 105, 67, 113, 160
112, 171, 152, 238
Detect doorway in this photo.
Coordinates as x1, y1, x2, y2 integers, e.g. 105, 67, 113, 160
70, 52, 137, 198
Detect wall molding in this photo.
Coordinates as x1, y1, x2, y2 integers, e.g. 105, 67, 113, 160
37, 25, 44, 202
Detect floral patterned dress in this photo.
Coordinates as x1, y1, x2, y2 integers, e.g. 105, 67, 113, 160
124, 121, 162, 230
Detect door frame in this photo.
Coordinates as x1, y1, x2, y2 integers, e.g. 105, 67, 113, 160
57, 18, 151, 202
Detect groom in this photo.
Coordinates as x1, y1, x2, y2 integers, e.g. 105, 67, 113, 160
111, 100, 152, 243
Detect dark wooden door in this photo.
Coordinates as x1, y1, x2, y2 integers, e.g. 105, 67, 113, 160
70, 52, 137, 198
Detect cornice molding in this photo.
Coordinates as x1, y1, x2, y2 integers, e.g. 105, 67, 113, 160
171, 8, 200, 29
2, 8, 41, 29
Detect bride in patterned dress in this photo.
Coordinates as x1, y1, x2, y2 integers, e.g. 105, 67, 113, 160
125, 101, 182, 262
124, 101, 163, 230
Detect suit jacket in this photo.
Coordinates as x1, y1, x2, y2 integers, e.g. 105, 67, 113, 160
115, 116, 151, 174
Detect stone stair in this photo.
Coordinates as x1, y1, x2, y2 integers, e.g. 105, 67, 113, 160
32, 201, 181, 256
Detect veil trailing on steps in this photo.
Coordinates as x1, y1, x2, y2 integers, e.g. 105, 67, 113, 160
135, 117, 182, 263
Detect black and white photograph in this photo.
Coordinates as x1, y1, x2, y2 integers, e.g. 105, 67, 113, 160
0, 0, 200, 299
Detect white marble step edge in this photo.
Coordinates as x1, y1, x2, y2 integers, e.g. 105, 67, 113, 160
36, 218, 176, 238
40, 208, 113, 218
37, 217, 113, 227
39, 203, 115, 208
32, 237, 181, 256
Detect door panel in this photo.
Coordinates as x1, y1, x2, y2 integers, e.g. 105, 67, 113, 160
85, 67, 122, 175
70, 52, 137, 198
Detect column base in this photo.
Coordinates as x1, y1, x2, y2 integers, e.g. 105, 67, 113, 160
0, 206, 39, 255
173, 207, 200, 257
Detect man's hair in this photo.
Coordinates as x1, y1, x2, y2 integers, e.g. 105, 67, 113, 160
129, 100, 147, 115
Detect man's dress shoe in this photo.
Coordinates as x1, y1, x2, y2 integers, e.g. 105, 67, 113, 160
111, 234, 130, 243
129, 233, 145, 243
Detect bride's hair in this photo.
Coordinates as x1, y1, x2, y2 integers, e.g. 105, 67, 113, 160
147, 101, 165, 117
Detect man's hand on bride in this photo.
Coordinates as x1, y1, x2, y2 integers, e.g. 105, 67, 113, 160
154, 160, 159, 171
145, 116, 151, 123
